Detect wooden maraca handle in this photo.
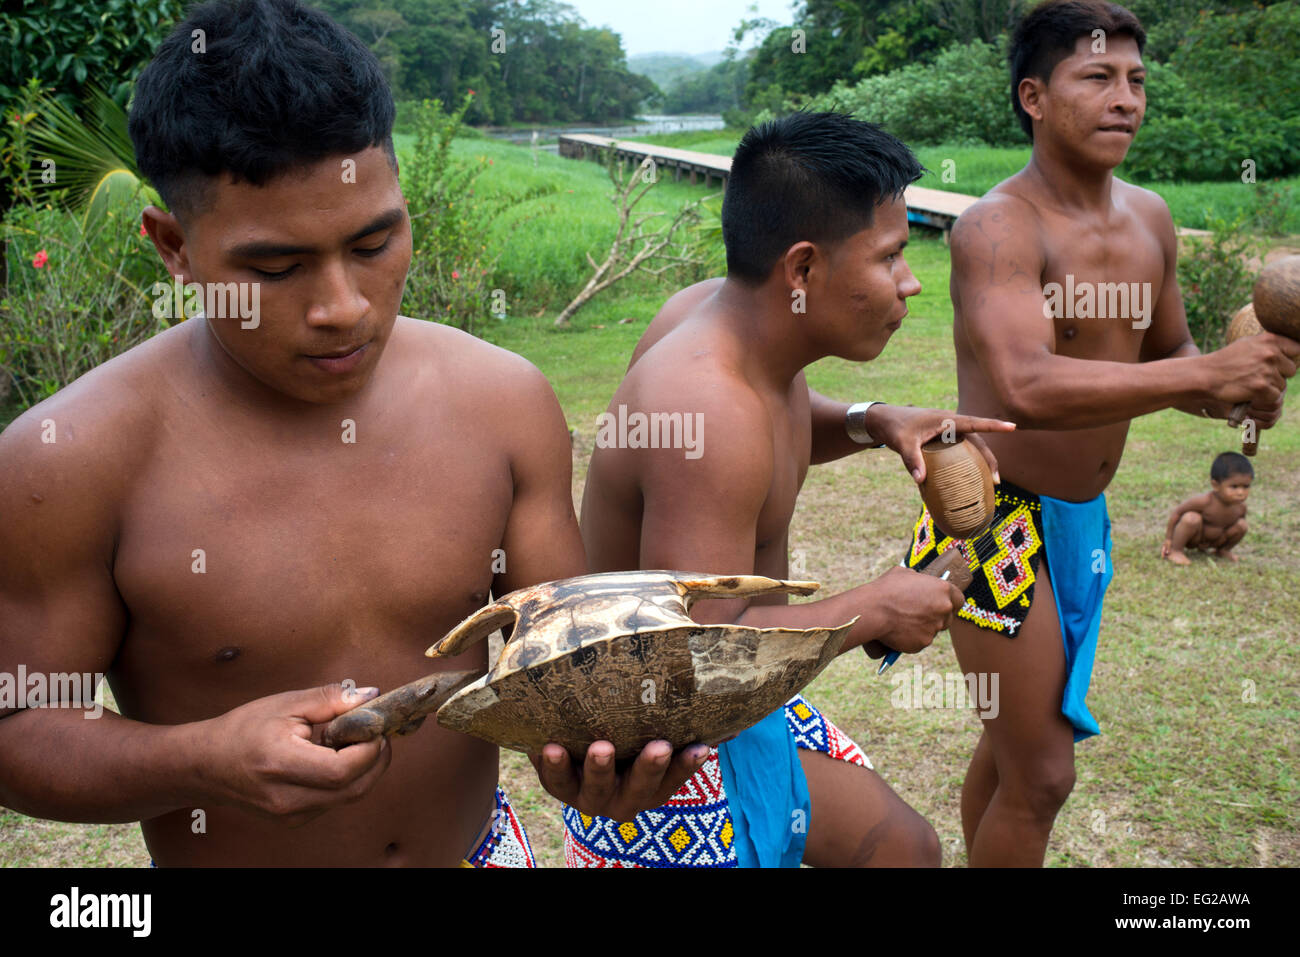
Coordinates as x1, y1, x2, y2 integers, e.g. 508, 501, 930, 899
921, 546, 974, 592
1226, 303, 1263, 456
320, 669, 479, 749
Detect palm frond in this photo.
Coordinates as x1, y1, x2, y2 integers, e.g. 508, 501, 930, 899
26, 83, 147, 212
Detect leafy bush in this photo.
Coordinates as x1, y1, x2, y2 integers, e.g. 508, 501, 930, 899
0, 79, 168, 408
0, 0, 184, 112
1252, 180, 1296, 237
794, 40, 1022, 148
1177, 214, 1258, 352
0, 197, 168, 408
1122, 79, 1300, 182
1122, 3, 1300, 182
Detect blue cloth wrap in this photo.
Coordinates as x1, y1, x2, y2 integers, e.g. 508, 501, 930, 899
1040, 491, 1113, 742
715, 705, 810, 867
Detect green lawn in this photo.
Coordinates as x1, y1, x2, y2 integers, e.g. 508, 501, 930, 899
2, 131, 1297, 868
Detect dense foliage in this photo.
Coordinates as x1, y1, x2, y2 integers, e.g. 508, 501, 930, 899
0, 0, 185, 112
772, 0, 1300, 183
312, 0, 657, 125
785, 39, 1021, 148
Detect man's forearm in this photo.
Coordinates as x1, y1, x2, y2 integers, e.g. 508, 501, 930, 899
996, 352, 1213, 430
1158, 341, 1234, 418
733, 586, 886, 655
809, 389, 886, 464
0, 707, 205, 823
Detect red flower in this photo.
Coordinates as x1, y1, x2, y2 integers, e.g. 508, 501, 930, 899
32, 249, 48, 268
451, 270, 460, 279
467, 88, 476, 96
139, 222, 148, 237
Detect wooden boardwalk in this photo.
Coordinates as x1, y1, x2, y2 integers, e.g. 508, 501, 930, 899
558, 133, 1210, 239
559, 133, 976, 233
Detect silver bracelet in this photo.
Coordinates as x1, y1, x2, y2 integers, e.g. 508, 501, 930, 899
846, 401, 888, 447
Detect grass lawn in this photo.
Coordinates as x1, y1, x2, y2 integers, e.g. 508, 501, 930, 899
2, 132, 1297, 868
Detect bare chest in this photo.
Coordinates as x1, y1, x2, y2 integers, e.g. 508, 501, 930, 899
110, 415, 512, 718
1040, 211, 1165, 360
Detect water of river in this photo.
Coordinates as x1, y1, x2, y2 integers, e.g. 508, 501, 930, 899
485, 114, 724, 147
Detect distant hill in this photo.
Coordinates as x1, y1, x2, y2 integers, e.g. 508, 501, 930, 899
627, 51, 726, 89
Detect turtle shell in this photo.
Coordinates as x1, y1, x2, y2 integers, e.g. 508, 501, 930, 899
428, 570, 855, 761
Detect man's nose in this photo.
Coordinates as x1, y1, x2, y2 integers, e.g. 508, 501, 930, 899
899, 261, 921, 298
305, 257, 368, 329
1110, 81, 1141, 115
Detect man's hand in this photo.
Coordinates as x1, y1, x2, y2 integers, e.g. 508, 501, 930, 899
1206, 332, 1299, 421
864, 405, 1015, 483
531, 739, 709, 823
194, 683, 393, 827
1160, 538, 1173, 559
858, 565, 965, 659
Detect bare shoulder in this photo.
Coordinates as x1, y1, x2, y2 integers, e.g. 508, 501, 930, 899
630, 277, 725, 369
618, 326, 774, 494
0, 325, 184, 502
950, 182, 1046, 302
1116, 177, 1177, 244
951, 180, 1043, 254
0, 325, 192, 590
390, 316, 555, 406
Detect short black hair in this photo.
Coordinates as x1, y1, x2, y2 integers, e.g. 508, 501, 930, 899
721, 111, 924, 284
128, 0, 397, 224
1212, 452, 1254, 483
1008, 0, 1147, 140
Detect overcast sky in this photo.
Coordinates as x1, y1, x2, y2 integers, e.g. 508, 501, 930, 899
566, 0, 799, 57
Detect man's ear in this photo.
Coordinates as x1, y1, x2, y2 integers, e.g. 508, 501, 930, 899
1019, 76, 1046, 129
781, 241, 818, 293
141, 205, 193, 283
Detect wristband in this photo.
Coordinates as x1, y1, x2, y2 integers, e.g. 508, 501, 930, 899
846, 401, 888, 447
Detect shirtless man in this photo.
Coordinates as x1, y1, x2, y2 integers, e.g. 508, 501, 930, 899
911, 0, 1298, 867
564, 111, 1018, 868
0, 0, 702, 867
1161, 451, 1252, 564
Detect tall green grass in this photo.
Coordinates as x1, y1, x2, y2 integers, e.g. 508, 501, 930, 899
397, 134, 725, 318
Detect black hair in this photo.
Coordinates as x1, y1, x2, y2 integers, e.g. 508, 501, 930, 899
128, 0, 397, 224
721, 111, 924, 284
1008, 0, 1147, 140
1211, 452, 1254, 483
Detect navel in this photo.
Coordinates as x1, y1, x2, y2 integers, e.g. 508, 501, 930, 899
1062, 326, 1077, 340
214, 646, 241, 663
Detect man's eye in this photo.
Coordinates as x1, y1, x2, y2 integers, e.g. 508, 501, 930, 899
355, 239, 390, 257
252, 265, 295, 281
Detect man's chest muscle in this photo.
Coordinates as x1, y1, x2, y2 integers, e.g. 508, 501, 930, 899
111, 434, 511, 685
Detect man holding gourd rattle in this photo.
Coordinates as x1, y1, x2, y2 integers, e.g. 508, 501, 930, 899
905, 0, 1300, 867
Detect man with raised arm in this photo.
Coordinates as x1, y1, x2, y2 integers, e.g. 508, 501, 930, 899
906, 0, 1298, 866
